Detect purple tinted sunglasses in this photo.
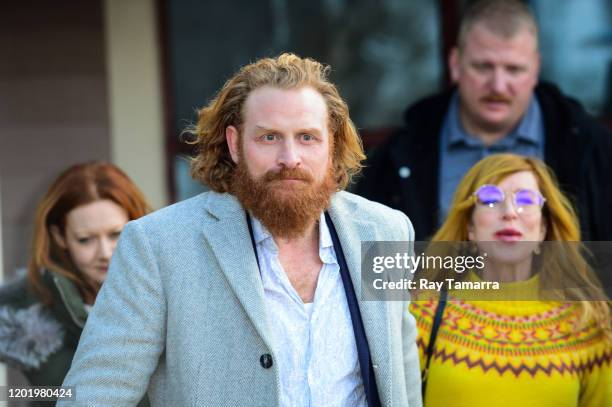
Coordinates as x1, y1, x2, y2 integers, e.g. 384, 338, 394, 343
474, 184, 546, 214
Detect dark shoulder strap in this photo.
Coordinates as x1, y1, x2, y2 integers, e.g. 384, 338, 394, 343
421, 289, 447, 397
245, 212, 261, 273
324, 212, 381, 407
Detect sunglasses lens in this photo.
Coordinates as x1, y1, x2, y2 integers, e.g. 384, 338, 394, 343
476, 185, 504, 206
515, 190, 538, 206
515, 189, 544, 213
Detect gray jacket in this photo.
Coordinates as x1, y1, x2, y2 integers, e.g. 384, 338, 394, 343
60, 191, 422, 406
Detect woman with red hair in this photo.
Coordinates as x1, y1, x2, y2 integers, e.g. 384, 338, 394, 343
0, 162, 150, 390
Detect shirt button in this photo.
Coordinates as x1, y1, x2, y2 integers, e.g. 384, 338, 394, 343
398, 166, 411, 179
260, 354, 273, 369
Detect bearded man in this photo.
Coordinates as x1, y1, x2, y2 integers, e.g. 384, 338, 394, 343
60, 54, 421, 407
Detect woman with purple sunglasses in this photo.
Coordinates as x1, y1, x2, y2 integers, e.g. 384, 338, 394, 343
410, 153, 610, 407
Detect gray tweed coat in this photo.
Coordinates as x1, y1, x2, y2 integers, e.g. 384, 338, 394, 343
60, 191, 422, 407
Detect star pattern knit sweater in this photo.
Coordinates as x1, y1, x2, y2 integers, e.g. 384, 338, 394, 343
410, 277, 611, 407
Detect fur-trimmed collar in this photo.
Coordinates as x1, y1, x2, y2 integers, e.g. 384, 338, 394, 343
0, 303, 63, 370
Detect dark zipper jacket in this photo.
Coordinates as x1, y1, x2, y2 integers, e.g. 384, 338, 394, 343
0, 271, 86, 387
0, 271, 150, 406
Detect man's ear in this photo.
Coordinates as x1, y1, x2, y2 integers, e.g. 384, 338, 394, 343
50, 225, 67, 249
226, 125, 240, 164
449, 47, 461, 83
534, 51, 541, 84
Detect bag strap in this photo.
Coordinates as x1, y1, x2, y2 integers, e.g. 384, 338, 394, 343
324, 212, 381, 407
421, 288, 448, 397
245, 212, 261, 273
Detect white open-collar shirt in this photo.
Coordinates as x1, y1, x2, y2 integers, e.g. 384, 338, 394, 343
251, 213, 366, 407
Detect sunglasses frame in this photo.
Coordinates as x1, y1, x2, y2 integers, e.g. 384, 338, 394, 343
473, 184, 546, 213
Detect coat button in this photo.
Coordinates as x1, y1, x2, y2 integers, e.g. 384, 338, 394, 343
260, 354, 273, 369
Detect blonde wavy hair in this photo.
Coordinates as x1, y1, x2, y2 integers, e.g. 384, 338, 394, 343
186, 53, 365, 192
434, 153, 610, 339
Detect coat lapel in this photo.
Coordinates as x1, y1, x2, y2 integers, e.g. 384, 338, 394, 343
202, 192, 393, 404
328, 194, 393, 406
202, 193, 275, 352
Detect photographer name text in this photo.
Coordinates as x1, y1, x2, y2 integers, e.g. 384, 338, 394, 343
372, 278, 500, 291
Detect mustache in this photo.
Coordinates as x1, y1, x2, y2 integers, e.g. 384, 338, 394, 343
481, 94, 512, 104
263, 167, 314, 183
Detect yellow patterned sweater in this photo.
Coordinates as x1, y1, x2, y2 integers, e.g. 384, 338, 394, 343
410, 275, 611, 407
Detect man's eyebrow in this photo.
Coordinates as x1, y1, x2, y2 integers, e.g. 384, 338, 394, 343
254, 126, 323, 134
254, 126, 280, 133
297, 128, 323, 135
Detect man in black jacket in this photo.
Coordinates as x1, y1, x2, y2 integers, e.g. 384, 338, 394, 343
356, 0, 612, 241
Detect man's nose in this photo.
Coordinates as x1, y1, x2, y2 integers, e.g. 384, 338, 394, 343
277, 140, 301, 168
490, 68, 508, 94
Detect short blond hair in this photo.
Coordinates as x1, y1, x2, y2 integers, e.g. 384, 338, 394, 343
458, 0, 538, 50
186, 53, 365, 192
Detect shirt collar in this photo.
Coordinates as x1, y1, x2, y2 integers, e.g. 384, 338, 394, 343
446, 93, 470, 147
250, 212, 336, 264
318, 213, 336, 265
251, 213, 272, 245
513, 96, 542, 145
446, 92, 542, 147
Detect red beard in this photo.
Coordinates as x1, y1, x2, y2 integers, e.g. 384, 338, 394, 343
230, 160, 337, 239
